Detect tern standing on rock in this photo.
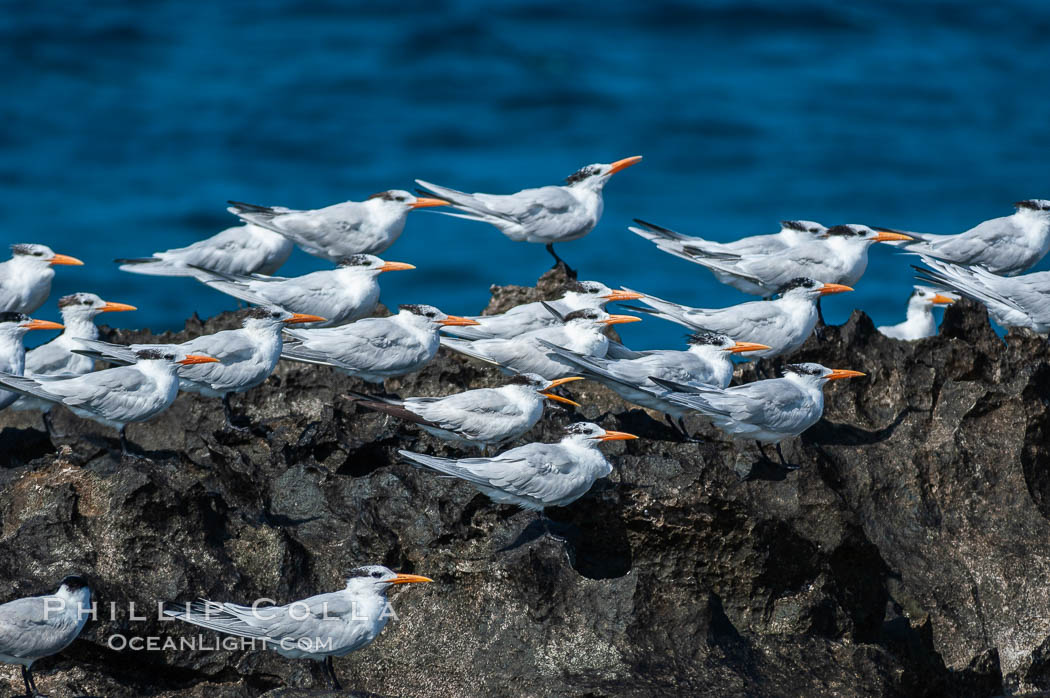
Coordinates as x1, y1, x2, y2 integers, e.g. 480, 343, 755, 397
877, 286, 956, 340
0, 313, 65, 411
115, 223, 294, 277
228, 190, 449, 260
164, 566, 431, 691
9, 294, 136, 436
0, 244, 83, 314
281, 304, 479, 382
399, 422, 636, 511
0, 349, 219, 457
417, 155, 642, 273
192, 254, 414, 327
348, 373, 583, 450
0, 575, 91, 698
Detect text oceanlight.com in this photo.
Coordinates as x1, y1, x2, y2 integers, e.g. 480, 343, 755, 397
106, 635, 335, 652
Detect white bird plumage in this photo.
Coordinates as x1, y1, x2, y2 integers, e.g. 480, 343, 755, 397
115, 224, 293, 277
0, 244, 84, 314
876, 285, 956, 340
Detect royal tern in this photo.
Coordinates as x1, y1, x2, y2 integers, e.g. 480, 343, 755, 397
9, 294, 135, 435
348, 374, 583, 450
876, 286, 956, 340
164, 566, 431, 691
442, 281, 642, 340
115, 223, 294, 277
624, 278, 852, 359
192, 254, 413, 327
915, 256, 1050, 333
399, 422, 636, 511
652, 363, 864, 467
0, 349, 219, 457
0, 575, 91, 698
0, 245, 83, 314
440, 306, 641, 380
539, 333, 768, 437
416, 155, 642, 271
639, 225, 909, 296
0, 313, 64, 411
281, 304, 479, 383
629, 218, 828, 260
887, 200, 1050, 276
227, 191, 448, 261
74, 308, 324, 430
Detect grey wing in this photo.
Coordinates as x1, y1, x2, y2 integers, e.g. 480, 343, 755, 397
911, 218, 1012, 265
0, 598, 51, 659
476, 186, 577, 223
25, 341, 75, 375
292, 322, 430, 372
409, 389, 526, 436
702, 381, 815, 431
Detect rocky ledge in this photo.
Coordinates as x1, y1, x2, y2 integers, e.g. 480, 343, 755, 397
2, 267, 1050, 698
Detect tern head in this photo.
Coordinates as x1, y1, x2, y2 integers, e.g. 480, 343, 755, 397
345, 565, 432, 594
909, 286, 956, 309
0, 312, 63, 336
1015, 199, 1050, 215
823, 225, 912, 246
781, 220, 827, 236
369, 190, 448, 211
508, 373, 584, 407
241, 306, 327, 328
686, 332, 770, 356
563, 308, 642, 328
777, 277, 853, 300
562, 280, 643, 306
10, 243, 84, 267
564, 156, 643, 191
134, 348, 220, 366
58, 574, 90, 593
58, 292, 136, 321
782, 362, 865, 386
399, 304, 480, 328
337, 254, 416, 274
561, 422, 638, 445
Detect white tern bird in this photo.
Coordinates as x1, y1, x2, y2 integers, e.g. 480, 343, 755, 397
115, 224, 293, 277
876, 286, 956, 340
0, 244, 84, 314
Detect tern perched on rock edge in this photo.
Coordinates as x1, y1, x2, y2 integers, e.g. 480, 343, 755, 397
348, 373, 583, 450
416, 155, 642, 274
115, 223, 293, 277
0, 575, 91, 698
0, 244, 84, 314
876, 286, 956, 340
228, 190, 448, 260
0, 313, 65, 411
164, 566, 431, 691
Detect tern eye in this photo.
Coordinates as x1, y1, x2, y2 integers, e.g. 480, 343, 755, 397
33, 251, 43, 257
371, 571, 382, 578
165, 354, 175, 360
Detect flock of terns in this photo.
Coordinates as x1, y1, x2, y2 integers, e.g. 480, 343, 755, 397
1, 155, 1049, 694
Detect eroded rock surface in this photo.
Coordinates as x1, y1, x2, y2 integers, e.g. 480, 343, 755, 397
1, 267, 1048, 697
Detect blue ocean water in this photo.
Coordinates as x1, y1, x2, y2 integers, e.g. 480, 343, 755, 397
3, 1, 1049, 350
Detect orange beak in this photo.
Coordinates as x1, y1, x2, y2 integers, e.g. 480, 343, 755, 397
541, 392, 581, 407
728, 341, 771, 354
931, 294, 955, 305
410, 197, 449, 209
603, 289, 644, 302
379, 261, 416, 273
440, 315, 481, 327
49, 253, 84, 266
819, 283, 853, 296
284, 313, 327, 324
22, 319, 64, 331
545, 376, 584, 389
607, 155, 643, 175
600, 314, 642, 326
178, 354, 221, 366
100, 301, 137, 313
826, 369, 865, 381
389, 573, 433, 585
873, 232, 913, 243
598, 430, 639, 441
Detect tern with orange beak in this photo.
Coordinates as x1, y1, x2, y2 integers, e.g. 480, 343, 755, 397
164, 565, 432, 691
877, 285, 957, 340
651, 363, 865, 468
399, 422, 636, 511
0, 312, 64, 411
116, 223, 293, 277
623, 278, 853, 359
75, 307, 326, 431
440, 306, 642, 380
539, 333, 770, 438
281, 304, 480, 383
348, 373, 583, 450
0, 244, 84, 314
416, 156, 643, 273
0, 348, 220, 457
191, 253, 414, 327
630, 218, 828, 260
228, 190, 448, 260
442, 280, 645, 341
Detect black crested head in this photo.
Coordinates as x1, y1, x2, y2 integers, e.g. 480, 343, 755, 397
60, 575, 89, 591
11, 244, 45, 257
781, 220, 807, 232
563, 281, 590, 293
1016, 199, 1050, 211
564, 309, 603, 322
242, 307, 280, 321
0, 312, 29, 324
348, 565, 390, 580
338, 254, 373, 267
686, 332, 728, 347
506, 374, 535, 387
824, 224, 863, 238
134, 348, 168, 361
566, 165, 601, 185
783, 363, 822, 377
399, 304, 441, 319
58, 294, 91, 308
778, 277, 818, 294
562, 422, 602, 438
368, 191, 396, 202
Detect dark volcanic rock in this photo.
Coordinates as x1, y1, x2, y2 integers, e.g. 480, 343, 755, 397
1, 271, 1049, 697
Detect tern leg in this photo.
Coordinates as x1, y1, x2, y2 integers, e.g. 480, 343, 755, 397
120, 426, 132, 458
222, 393, 251, 433
776, 443, 800, 471
21, 665, 32, 697
323, 656, 343, 691
544, 244, 577, 278
42, 410, 57, 441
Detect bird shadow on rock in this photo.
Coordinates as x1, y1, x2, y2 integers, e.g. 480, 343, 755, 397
804, 406, 916, 447
0, 426, 53, 467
